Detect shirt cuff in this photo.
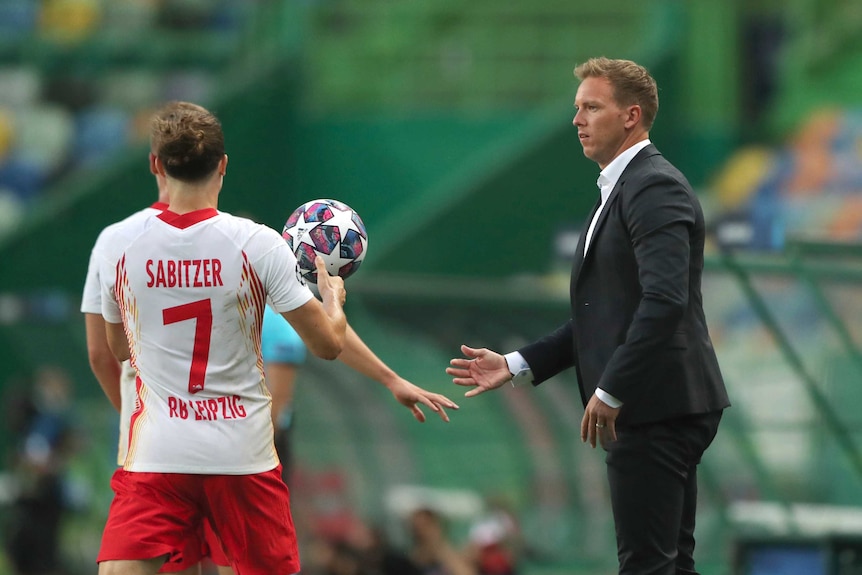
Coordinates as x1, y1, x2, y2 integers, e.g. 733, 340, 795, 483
504, 352, 533, 387
596, 388, 623, 408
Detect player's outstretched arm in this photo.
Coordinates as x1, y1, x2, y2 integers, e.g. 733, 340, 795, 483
447, 345, 512, 398
337, 324, 459, 423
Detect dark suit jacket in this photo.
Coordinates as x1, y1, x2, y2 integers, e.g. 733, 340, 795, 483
519, 144, 729, 427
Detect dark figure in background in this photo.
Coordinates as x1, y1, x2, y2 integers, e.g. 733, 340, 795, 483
3, 367, 77, 575
448, 57, 729, 574
351, 521, 422, 575
464, 497, 523, 575
262, 303, 306, 488
407, 508, 476, 575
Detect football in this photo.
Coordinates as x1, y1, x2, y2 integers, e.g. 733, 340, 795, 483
282, 198, 369, 283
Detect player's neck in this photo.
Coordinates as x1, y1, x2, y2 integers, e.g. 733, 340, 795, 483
167, 188, 219, 214
165, 176, 221, 214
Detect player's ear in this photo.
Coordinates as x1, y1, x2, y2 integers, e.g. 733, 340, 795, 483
151, 153, 168, 176
219, 154, 228, 177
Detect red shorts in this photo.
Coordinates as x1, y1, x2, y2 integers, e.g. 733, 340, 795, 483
98, 466, 299, 575
153, 519, 229, 573
203, 517, 229, 567
156, 533, 206, 573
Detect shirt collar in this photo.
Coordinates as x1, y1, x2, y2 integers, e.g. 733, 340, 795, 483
596, 139, 651, 204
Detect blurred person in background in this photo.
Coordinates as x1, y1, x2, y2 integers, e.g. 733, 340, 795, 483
348, 519, 422, 575
261, 303, 306, 487
407, 508, 476, 575
360, 523, 423, 575
94, 101, 457, 575
300, 516, 421, 575
448, 57, 729, 575
3, 366, 78, 575
463, 497, 523, 575
305, 538, 363, 575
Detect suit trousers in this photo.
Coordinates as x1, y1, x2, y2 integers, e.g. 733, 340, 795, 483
604, 410, 723, 575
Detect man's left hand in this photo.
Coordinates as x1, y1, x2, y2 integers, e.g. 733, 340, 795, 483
581, 393, 620, 448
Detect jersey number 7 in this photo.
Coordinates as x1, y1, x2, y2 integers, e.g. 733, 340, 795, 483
163, 299, 213, 393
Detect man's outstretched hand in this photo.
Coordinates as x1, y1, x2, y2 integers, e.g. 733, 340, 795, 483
447, 345, 512, 398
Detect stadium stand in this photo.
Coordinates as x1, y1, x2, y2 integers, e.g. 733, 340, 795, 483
0, 0, 257, 236
713, 108, 862, 251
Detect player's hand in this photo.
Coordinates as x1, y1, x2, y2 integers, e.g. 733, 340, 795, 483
447, 345, 512, 397
389, 377, 459, 423
314, 256, 345, 306
581, 393, 619, 449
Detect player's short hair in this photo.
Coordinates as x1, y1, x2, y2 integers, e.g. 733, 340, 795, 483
150, 101, 224, 182
574, 57, 659, 130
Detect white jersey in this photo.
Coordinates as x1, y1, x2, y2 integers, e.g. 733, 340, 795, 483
98, 207, 314, 474
81, 202, 168, 466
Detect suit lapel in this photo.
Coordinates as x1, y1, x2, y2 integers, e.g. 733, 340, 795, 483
571, 197, 601, 284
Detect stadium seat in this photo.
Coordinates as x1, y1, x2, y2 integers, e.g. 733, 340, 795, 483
160, 70, 216, 106
100, 70, 163, 112
13, 104, 75, 175
0, 158, 47, 203
38, 0, 102, 44
0, 0, 38, 42
73, 106, 131, 167
0, 187, 26, 233
0, 107, 14, 161
100, 0, 159, 34
0, 67, 42, 108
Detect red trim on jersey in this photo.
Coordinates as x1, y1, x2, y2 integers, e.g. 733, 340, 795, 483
240, 252, 267, 374
157, 208, 219, 229
151, 202, 169, 212
125, 375, 146, 466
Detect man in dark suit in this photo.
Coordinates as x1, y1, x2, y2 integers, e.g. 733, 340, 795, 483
447, 57, 730, 575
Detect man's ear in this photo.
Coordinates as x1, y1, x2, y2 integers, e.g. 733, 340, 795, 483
219, 154, 228, 176
150, 153, 169, 176
624, 105, 642, 129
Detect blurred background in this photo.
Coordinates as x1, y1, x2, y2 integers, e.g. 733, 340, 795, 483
1, 0, 862, 574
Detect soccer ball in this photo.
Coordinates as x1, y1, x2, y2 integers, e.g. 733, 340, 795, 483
282, 198, 369, 284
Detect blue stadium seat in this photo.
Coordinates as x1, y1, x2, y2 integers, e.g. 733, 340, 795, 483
73, 106, 131, 168
0, 157, 47, 203
0, 0, 38, 41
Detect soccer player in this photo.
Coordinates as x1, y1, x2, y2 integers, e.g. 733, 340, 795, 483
93, 101, 457, 575
82, 101, 230, 575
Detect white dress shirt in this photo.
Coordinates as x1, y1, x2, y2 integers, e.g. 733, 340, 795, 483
504, 140, 653, 407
